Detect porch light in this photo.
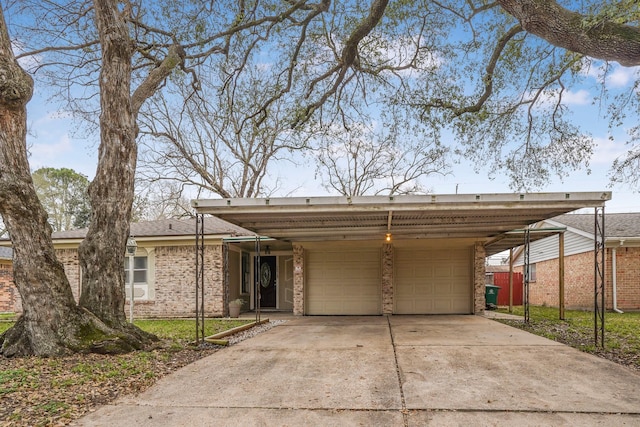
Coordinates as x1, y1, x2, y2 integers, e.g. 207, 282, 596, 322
265, 245, 271, 255
126, 236, 137, 255
386, 233, 392, 242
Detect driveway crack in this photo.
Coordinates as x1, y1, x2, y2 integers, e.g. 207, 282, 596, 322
387, 315, 409, 427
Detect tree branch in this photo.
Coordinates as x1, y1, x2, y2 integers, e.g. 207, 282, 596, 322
131, 43, 186, 116
497, 0, 640, 66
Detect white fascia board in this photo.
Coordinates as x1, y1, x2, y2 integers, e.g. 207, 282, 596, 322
192, 192, 611, 213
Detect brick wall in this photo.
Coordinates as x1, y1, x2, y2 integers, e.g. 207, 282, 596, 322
525, 247, 640, 311
126, 244, 224, 318
0, 261, 16, 312
474, 242, 486, 314
381, 244, 393, 314
292, 244, 304, 316
611, 246, 640, 310
0, 244, 226, 318
57, 249, 82, 302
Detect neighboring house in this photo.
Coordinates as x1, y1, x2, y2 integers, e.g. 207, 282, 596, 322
4, 218, 254, 318
0, 247, 15, 313
513, 213, 640, 311
193, 192, 610, 316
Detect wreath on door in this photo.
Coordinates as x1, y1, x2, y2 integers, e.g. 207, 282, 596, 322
260, 262, 272, 288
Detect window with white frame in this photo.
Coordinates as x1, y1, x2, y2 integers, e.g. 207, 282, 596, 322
526, 263, 537, 282
124, 255, 150, 300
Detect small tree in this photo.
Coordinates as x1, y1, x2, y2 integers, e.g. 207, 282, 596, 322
32, 167, 91, 231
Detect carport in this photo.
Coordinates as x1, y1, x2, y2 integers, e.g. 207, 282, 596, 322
193, 192, 610, 331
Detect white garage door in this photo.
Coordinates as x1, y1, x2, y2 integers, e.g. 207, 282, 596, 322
395, 247, 471, 314
306, 247, 381, 315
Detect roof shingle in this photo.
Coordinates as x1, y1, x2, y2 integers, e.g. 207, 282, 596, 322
551, 213, 640, 238
51, 217, 253, 240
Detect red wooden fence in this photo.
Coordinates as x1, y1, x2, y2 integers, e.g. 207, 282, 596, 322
492, 272, 523, 306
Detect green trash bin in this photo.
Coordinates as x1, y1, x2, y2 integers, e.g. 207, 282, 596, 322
485, 284, 501, 308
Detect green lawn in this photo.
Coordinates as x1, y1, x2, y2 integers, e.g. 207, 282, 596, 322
134, 318, 250, 342
0, 317, 250, 341
497, 306, 640, 368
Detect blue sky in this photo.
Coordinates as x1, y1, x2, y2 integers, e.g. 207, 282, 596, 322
22, 49, 640, 213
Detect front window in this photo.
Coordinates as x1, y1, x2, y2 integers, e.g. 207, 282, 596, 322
124, 256, 148, 299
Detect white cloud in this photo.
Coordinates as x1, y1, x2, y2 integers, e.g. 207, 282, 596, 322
608, 66, 639, 87
29, 134, 73, 170
528, 88, 591, 108
559, 89, 591, 106
583, 62, 640, 88
591, 136, 630, 165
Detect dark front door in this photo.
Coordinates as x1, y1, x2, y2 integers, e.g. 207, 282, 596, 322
257, 256, 277, 308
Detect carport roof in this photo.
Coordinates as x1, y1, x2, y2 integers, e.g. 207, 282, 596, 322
192, 192, 611, 253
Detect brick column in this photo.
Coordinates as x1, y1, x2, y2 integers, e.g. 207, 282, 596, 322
474, 242, 486, 314
382, 244, 394, 314
292, 244, 304, 316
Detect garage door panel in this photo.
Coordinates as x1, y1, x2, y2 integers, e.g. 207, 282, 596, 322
395, 247, 472, 314
306, 247, 381, 315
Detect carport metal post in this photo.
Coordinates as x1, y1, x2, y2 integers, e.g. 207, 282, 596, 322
223, 241, 229, 317
523, 228, 531, 323
508, 247, 514, 313
559, 231, 565, 320
195, 213, 205, 345
594, 207, 605, 348
254, 235, 261, 323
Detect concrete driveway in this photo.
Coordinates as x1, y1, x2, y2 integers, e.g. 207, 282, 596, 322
77, 315, 640, 426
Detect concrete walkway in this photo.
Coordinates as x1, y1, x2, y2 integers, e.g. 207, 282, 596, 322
77, 315, 640, 426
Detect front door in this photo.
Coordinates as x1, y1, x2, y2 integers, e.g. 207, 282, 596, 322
258, 256, 277, 308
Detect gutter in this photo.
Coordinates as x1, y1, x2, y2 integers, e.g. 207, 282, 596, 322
612, 245, 624, 314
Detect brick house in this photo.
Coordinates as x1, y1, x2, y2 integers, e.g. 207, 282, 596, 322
513, 213, 640, 311
0, 247, 15, 313
5, 218, 254, 318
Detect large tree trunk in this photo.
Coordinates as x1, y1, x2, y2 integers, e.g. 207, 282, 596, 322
78, 0, 184, 333
77, 0, 138, 329
0, 6, 140, 357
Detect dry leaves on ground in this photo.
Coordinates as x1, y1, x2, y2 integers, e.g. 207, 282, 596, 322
0, 345, 219, 427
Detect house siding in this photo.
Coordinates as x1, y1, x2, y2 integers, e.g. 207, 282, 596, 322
514, 229, 593, 265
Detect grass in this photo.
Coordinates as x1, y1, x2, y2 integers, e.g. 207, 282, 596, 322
134, 318, 250, 342
0, 317, 255, 426
0, 321, 13, 334
0, 316, 251, 341
497, 306, 640, 368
